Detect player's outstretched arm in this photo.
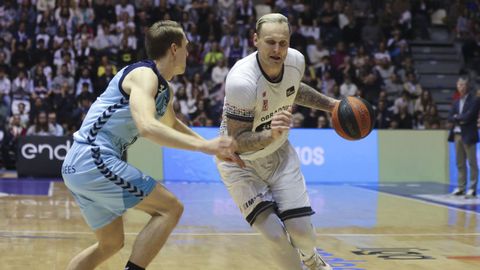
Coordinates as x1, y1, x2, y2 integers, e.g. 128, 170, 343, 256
124, 68, 241, 164
294, 82, 339, 112
165, 100, 244, 167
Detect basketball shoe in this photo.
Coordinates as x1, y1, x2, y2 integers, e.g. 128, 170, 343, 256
465, 189, 477, 199
450, 188, 464, 196
303, 253, 332, 270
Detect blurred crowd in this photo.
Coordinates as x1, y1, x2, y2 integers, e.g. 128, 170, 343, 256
0, 0, 478, 169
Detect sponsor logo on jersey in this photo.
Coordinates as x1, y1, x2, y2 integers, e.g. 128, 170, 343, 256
286, 86, 295, 97
255, 120, 272, 132
260, 105, 291, 122
262, 100, 268, 111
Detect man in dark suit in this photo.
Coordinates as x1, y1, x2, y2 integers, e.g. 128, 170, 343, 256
448, 77, 480, 198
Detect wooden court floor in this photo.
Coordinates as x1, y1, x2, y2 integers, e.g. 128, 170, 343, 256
0, 180, 479, 270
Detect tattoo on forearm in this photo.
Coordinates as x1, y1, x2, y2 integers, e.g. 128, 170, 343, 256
236, 130, 273, 153
227, 119, 273, 153
294, 82, 337, 112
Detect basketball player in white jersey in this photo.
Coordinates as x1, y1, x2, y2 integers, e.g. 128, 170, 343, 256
216, 14, 339, 270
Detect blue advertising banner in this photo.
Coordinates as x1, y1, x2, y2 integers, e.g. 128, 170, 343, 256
448, 143, 480, 186
163, 128, 379, 183
289, 129, 378, 183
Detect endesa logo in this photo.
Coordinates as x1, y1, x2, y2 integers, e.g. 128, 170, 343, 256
21, 140, 72, 160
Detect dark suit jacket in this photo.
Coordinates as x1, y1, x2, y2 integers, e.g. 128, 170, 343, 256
448, 93, 480, 144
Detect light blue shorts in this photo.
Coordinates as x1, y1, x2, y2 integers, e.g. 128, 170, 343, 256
62, 142, 157, 230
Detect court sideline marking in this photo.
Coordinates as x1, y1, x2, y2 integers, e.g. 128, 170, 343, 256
351, 185, 480, 215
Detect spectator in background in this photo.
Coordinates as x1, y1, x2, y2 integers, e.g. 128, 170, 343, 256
95, 64, 114, 97
394, 104, 414, 129
361, 17, 382, 50
448, 77, 479, 198
307, 39, 329, 70
76, 67, 94, 96
414, 89, 434, 115
0, 67, 11, 109
339, 74, 357, 97
27, 110, 56, 136
48, 82, 76, 126
16, 102, 29, 127
0, 94, 9, 127
424, 103, 441, 129
97, 55, 117, 78
31, 65, 49, 99
393, 90, 415, 115
48, 111, 64, 136
2, 114, 26, 169
31, 38, 52, 66
403, 72, 423, 98
375, 99, 392, 129
292, 112, 305, 128
204, 41, 224, 74
117, 37, 136, 68
11, 69, 31, 96
317, 115, 330, 129
52, 64, 75, 91
211, 58, 229, 87
74, 0, 95, 27
76, 82, 95, 103
226, 35, 246, 67
115, 0, 135, 21
36, 0, 56, 13
352, 44, 369, 69
11, 41, 31, 68
384, 73, 404, 102
54, 1, 75, 35
75, 38, 94, 67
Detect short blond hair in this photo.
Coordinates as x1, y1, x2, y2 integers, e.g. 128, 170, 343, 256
255, 13, 290, 35
145, 20, 185, 60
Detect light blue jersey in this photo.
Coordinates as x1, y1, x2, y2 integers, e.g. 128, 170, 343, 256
74, 60, 170, 156
62, 60, 169, 229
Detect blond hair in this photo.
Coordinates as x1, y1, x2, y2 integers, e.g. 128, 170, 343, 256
145, 20, 185, 60
255, 13, 290, 35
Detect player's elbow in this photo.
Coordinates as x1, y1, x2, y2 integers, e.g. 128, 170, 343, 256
136, 119, 155, 138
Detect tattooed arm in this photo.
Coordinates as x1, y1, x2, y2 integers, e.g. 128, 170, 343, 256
227, 120, 273, 153
227, 109, 292, 153
294, 82, 339, 112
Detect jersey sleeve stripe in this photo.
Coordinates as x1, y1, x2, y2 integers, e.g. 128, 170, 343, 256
226, 113, 254, 122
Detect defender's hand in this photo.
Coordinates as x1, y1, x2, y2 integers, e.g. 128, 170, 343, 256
203, 136, 245, 168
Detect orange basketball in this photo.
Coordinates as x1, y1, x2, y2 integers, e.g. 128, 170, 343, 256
331, 96, 375, 140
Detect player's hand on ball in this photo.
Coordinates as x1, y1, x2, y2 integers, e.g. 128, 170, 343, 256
271, 107, 292, 139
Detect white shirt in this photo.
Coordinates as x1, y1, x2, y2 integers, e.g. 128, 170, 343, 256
221, 48, 305, 160
211, 66, 229, 85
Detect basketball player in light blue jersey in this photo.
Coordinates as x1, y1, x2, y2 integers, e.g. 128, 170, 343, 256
62, 21, 243, 270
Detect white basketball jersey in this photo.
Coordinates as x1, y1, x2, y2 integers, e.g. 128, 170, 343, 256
221, 48, 305, 160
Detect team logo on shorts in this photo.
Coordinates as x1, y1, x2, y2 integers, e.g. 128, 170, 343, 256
243, 193, 264, 210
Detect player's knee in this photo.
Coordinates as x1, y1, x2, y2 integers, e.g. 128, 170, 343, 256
169, 197, 184, 221
99, 236, 124, 254
262, 229, 290, 246
151, 195, 183, 221
285, 219, 314, 242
